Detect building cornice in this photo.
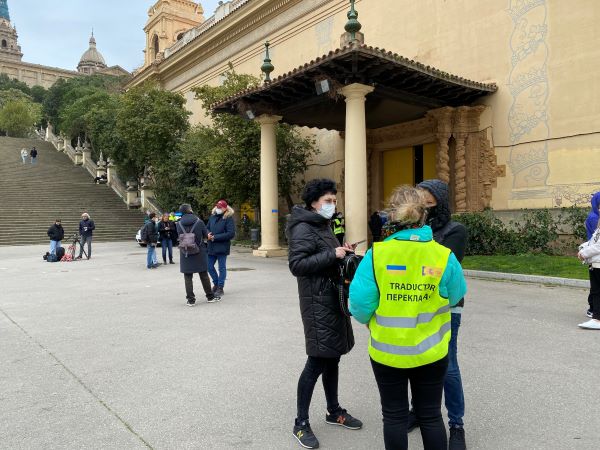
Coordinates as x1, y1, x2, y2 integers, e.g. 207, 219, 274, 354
0, 58, 79, 76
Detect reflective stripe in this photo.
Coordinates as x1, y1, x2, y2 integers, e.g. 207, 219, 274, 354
375, 305, 450, 329
371, 321, 451, 356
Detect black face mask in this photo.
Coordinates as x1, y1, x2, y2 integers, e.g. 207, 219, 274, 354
426, 205, 439, 225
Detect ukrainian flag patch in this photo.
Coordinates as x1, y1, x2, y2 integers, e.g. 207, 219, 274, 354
422, 266, 443, 277
386, 265, 407, 275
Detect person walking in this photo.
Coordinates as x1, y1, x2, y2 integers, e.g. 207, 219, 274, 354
158, 213, 177, 264
287, 178, 362, 450
47, 219, 64, 256
331, 211, 346, 245
416, 179, 468, 450
578, 221, 600, 329
177, 204, 220, 306
349, 185, 466, 450
206, 199, 235, 297
30, 147, 38, 164
142, 212, 160, 269
77, 213, 95, 259
584, 192, 600, 318
20, 148, 28, 164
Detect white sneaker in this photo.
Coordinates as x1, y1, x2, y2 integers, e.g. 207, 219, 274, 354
578, 319, 600, 329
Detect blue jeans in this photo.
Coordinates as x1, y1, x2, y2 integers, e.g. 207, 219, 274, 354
161, 238, 173, 262
208, 254, 227, 287
147, 245, 156, 268
444, 312, 465, 428
49, 240, 61, 255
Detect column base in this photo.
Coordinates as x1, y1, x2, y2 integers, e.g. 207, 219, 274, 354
253, 247, 288, 258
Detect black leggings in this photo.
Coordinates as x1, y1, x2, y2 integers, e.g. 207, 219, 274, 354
589, 268, 600, 320
296, 356, 341, 421
371, 357, 448, 450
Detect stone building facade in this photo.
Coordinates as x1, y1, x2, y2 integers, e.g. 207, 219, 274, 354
128, 0, 600, 222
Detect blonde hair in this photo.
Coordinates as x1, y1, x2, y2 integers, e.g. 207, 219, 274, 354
385, 185, 427, 225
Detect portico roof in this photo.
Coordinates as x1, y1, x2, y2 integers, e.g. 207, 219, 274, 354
213, 44, 497, 130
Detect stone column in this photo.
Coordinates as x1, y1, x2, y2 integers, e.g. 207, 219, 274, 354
254, 114, 287, 258
435, 133, 451, 184
126, 181, 140, 208
340, 83, 374, 255
82, 142, 92, 166
454, 133, 468, 212
106, 158, 115, 184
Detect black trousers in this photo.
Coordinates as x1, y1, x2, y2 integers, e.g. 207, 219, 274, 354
371, 357, 448, 450
589, 268, 600, 320
184, 272, 213, 301
296, 356, 341, 421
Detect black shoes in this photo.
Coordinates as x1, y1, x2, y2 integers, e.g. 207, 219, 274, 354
587, 309, 593, 318
169, 260, 175, 264
449, 427, 466, 450
214, 287, 224, 297
325, 408, 363, 430
293, 420, 319, 449
186, 299, 196, 307
407, 409, 419, 432
207, 295, 221, 303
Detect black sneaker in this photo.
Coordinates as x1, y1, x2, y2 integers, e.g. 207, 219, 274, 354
292, 420, 319, 449
207, 295, 221, 303
449, 427, 466, 450
587, 309, 593, 318
407, 409, 419, 432
325, 408, 362, 430
186, 300, 196, 307
215, 287, 224, 297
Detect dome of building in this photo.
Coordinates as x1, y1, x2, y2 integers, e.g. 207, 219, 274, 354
77, 32, 107, 74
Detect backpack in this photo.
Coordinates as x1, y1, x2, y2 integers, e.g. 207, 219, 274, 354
177, 220, 201, 257
334, 252, 363, 317
47, 253, 58, 263
56, 247, 65, 260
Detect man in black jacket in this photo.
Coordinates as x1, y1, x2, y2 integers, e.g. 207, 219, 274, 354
141, 212, 160, 269
47, 219, 64, 256
77, 213, 95, 259
413, 179, 468, 450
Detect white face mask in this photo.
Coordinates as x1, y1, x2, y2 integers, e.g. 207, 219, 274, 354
215, 208, 223, 215
318, 203, 336, 219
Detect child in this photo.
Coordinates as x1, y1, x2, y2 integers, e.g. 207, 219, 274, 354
578, 224, 600, 329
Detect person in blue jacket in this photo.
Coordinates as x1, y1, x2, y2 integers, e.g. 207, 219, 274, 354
585, 192, 600, 317
207, 199, 235, 297
349, 185, 466, 450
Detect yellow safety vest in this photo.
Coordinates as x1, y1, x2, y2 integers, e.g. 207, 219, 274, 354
333, 218, 345, 235
369, 238, 451, 369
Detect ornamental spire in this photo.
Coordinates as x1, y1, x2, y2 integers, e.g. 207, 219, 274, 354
340, 0, 364, 46
261, 41, 274, 84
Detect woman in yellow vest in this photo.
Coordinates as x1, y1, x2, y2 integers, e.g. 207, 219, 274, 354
349, 185, 467, 450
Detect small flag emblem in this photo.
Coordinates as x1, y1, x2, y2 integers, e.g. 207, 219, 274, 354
422, 266, 443, 277
386, 265, 407, 275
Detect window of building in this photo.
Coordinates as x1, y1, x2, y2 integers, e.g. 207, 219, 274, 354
152, 35, 159, 60
177, 33, 184, 41
1, 40, 6, 48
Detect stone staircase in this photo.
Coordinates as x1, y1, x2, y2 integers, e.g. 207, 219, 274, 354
0, 137, 145, 246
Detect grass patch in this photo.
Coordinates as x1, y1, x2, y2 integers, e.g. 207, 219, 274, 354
462, 254, 589, 280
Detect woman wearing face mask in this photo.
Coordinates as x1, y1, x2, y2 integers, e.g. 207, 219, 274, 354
287, 178, 362, 450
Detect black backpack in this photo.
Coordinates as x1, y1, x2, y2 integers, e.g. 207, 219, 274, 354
56, 247, 65, 260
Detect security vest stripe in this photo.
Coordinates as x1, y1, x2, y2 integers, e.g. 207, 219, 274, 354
370, 321, 451, 356
375, 304, 450, 328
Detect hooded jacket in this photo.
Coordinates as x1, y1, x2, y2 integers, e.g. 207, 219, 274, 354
579, 227, 600, 267
418, 179, 468, 310
287, 205, 354, 358
47, 224, 64, 242
177, 213, 209, 274
207, 206, 235, 256
585, 192, 600, 240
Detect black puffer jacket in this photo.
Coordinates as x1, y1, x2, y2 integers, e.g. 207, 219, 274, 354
287, 206, 354, 358
47, 224, 64, 241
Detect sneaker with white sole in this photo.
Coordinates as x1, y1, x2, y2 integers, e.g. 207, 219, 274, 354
325, 408, 363, 430
207, 295, 221, 303
587, 309, 593, 318
578, 319, 600, 329
292, 419, 319, 449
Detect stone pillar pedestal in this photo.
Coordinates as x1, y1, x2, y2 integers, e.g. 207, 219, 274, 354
126, 181, 140, 208
107, 160, 115, 184
74, 149, 83, 165
340, 83, 374, 255
253, 114, 287, 258
140, 186, 154, 209
82, 142, 92, 166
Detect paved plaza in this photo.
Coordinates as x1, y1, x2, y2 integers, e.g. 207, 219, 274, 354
1, 242, 598, 449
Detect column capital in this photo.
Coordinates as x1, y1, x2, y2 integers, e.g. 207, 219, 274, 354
339, 83, 375, 99
255, 114, 282, 125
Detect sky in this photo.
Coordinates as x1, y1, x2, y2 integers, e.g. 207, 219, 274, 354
10, 0, 222, 72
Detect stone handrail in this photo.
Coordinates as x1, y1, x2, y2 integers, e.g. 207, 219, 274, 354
144, 196, 162, 214
83, 158, 97, 178
109, 172, 127, 200
64, 143, 77, 162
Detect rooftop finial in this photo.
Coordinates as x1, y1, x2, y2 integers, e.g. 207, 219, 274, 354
345, 0, 362, 40
0, 0, 10, 21
261, 41, 274, 84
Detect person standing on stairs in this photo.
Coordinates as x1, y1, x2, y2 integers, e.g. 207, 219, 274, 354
77, 213, 95, 260
20, 148, 27, 164
30, 147, 37, 164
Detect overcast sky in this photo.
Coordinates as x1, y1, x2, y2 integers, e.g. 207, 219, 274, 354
10, 0, 222, 72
